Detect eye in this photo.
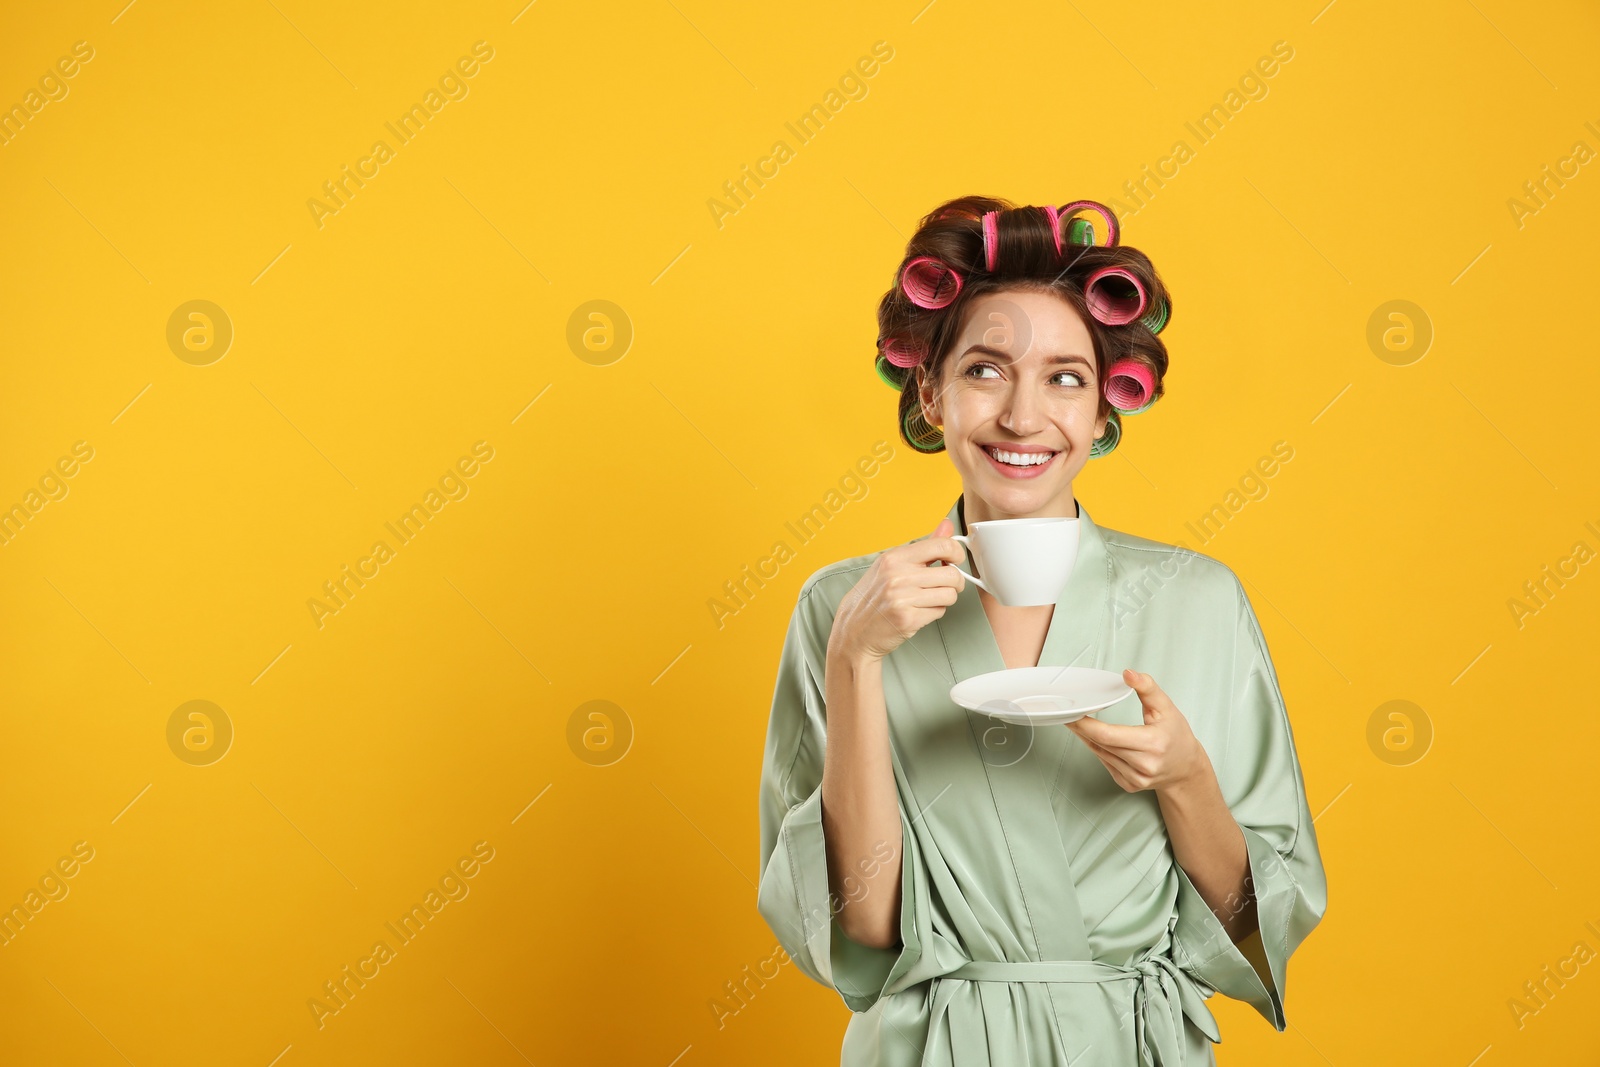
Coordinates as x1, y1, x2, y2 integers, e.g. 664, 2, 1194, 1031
964, 362, 1002, 380
1050, 369, 1086, 387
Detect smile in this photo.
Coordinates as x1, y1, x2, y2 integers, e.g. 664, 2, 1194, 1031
981, 445, 1060, 478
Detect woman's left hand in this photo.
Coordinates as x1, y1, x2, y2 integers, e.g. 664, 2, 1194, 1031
1065, 669, 1211, 795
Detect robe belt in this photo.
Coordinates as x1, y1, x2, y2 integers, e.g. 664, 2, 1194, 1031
922, 955, 1219, 1067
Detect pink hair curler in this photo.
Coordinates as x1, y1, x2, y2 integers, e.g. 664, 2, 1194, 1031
881, 337, 927, 368
901, 256, 964, 309
1084, 266, 1148, 325
982, 211, 999, 271
1058, 200, 1120, 247
1041, 205, 1063, 256
1104, 358, 1155, 413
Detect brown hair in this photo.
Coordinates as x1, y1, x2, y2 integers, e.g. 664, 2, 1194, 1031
873, 195, 1173, 454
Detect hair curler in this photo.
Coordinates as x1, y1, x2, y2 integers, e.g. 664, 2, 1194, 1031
1084, 266, 1148, 326
1139, 298, 1170, 335
1089, 409, 1122, 458
875, 352, 910, 390
1104, 358, 1156, 414
881, 337, 927, 368
1058, 200, 1120, 247
982, 211, 999, 271
901, 405, 945, 452
1041, 205, 1063, 256
901, 256, 964, 309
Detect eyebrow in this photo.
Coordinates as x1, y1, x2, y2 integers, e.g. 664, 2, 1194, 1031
957, 344, 1093, 368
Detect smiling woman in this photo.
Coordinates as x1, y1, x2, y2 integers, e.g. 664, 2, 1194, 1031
757, 196, 1327, 1066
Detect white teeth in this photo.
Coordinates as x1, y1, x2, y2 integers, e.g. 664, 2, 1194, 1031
986, 447, 1055, 467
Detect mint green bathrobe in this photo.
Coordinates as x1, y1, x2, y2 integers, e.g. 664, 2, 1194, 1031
756, 495, 1327, 1066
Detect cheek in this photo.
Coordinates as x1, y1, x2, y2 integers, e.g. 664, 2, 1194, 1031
942, 384, 992, 425
1059, 399, 1100, 439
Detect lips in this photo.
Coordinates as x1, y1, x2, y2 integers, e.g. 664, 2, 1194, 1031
981, 445, 1060, 479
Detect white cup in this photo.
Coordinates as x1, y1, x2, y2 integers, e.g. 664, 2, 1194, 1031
949, 517, 1080, 606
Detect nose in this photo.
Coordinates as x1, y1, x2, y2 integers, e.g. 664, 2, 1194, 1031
997, 377, 1047, 436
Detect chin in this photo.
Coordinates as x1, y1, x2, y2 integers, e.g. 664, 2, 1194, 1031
961, 448, 1081, 516
982, 478, 1070, 513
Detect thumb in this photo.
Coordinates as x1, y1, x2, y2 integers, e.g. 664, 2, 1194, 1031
932, 517, 954, 538
1124, 669, 1162, 722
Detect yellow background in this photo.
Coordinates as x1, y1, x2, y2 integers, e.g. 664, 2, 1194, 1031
2, 1, 1597, 1063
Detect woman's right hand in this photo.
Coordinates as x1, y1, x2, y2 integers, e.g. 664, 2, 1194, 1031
828, 518, 967, 664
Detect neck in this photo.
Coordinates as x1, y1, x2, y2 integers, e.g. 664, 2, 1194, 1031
963, 488, 1080, 526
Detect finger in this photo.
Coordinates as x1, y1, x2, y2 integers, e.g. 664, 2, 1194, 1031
899, 535, 967, 567
1077, 735, 1143, 787
1069, 715, 1152, 753
902, 585, 961, 609
1122, 671, 1166, 727
1124, 669, 1176, 717
1084, 734, 1145, 780
891, 558, 966, 586
882, 564, 964, 599
856, 595, 943, 649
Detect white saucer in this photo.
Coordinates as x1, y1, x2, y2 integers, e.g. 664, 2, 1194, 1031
950, 666, 1134, 726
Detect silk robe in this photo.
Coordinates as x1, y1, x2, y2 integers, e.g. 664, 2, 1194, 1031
756, 495, 1327, 1066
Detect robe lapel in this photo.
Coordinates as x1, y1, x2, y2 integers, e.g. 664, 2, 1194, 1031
925, 493, 1113, 962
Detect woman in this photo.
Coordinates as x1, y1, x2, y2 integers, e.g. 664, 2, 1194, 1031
756, 196, 1327, 1066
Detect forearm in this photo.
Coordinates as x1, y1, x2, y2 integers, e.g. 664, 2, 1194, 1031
1157, 751, 1257, 943
820, 650, 904, 950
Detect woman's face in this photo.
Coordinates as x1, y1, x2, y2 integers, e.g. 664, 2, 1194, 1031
918, 289, 1107, 521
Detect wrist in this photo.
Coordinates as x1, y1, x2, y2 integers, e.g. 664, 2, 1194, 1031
1157, 745, 1219, 807
827, 638, 883, 672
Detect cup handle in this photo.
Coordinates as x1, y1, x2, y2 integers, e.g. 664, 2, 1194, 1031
947, 534, 990, 593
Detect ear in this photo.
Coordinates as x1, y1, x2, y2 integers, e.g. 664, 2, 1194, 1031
917, 366, 942, 426
1093, 404, 1108, 439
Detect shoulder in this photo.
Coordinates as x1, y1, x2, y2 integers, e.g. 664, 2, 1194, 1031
791, 524, 937, 620
779, 547, 887, 656
1096, 520, 1246, 609
796, 547, 883, 613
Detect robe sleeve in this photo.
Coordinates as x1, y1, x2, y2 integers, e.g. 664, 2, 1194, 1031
1169, 575, 1329, 1030
756, 585, 929, 1014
